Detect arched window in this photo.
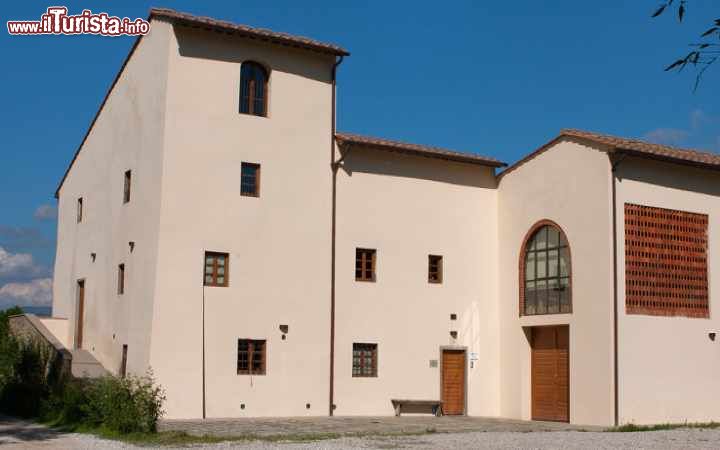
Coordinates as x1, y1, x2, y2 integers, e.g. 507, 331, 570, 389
520, 221, 571, 315
239, 61, 268, 117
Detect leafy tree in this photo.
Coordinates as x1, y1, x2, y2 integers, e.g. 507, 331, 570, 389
651, 0, 720, 90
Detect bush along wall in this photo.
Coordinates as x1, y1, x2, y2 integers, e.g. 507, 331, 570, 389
0, 306, 166, 434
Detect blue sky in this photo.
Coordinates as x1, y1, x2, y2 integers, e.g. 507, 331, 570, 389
0, 1, 718, 309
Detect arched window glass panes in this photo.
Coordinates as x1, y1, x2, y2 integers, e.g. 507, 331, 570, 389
524, 225, 571, 315
240, 62, 268, 117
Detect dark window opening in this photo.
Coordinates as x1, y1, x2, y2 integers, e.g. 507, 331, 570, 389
120, 344, 128, 378
123, 170, 132, 203
429, 255, 443, 283
241, 163, 261, 197
237, 339, 266, 375
117, 264, 125, 295
77, 197, 83, 223
239, 61, 268, 117
355, 248, 376, 282
352, 343, 377, 377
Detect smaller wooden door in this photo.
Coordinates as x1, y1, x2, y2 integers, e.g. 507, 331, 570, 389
441, 349, 466, 415
76, 280, 85, 349
531, 326, 569, 422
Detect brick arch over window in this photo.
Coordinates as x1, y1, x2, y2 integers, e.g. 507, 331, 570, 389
519, 220, 572, 316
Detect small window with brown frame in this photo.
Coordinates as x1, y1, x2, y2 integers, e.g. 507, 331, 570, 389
77, 197, 83, 223
355, 248, 376, 282
237, 339, 266, 375
352, 343, 377, 377
428, 255, 443, 284
241, 163, 260, 197
204, 252, 229, 287
123, 170, 132, 204
117, 263, 125, 295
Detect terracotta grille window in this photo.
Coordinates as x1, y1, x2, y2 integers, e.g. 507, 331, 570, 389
237, 339, 266, 375
352, 343, 377, 377
117, 263, 125, 295
77, 197, 83, 223
204, 252, 229, 287
240, 163, 260, 197
428, 255, 443, 283
355, 248, 376, 282
123, 170, 132, 204
625, 203, 708, 318
239, 61, 268, 117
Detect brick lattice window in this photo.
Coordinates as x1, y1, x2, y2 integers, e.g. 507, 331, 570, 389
428, 255, 443, 283
204, 252, 229, 287
625, 203, 708, 318
355, 248, 376, 282
352, 343, 377, 377
240, 163, 260, 197
237, 339, 266, 375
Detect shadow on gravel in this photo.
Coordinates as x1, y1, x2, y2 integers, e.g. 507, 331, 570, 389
0, 414, 67, 445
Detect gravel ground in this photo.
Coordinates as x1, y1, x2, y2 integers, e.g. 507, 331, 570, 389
4, 429, 720, 449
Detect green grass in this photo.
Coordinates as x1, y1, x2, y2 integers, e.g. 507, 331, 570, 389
606, 422, 720, 432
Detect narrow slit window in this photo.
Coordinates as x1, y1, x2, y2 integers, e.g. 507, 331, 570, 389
241, 163, 260, 197
120, 344, 128, 378
237, 339, 266, 375
352, 343, 378, 377
204, 252, 229, 287
117, 264, 125, 295
77, 197, 83, 223
428, 255, 443, 283
123, 170, 132, 203
355, 248, 376, 282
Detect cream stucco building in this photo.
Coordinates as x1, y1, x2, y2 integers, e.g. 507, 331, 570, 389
46, 8, 720, 426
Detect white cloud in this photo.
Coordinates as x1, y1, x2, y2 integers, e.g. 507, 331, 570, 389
0, 278, 52, 307
643, 128, 688, 146
0, 246, 35, 277
33, 204, 57, 221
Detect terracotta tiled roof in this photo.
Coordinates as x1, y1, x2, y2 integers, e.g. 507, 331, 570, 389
150, 8, 349, 56
335, 133, 507, 168
499, 128, 720, 179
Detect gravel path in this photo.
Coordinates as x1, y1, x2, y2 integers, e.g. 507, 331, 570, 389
3, 415, 720, 449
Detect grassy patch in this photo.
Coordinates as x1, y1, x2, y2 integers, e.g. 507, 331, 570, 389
607, 422, 720, 432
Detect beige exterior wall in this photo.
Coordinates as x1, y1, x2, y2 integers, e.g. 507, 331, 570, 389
147, 23, 336, 419
333, 147, 500, 416
52, 20, 172, 376
615, 157, 720, 425
497, 139, 615, 426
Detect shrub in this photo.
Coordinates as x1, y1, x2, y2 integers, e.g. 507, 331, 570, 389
83, 371, 166, 433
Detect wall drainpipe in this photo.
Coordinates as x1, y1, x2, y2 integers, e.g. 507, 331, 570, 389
611, 151, 626, 427
329, 55, 344, 417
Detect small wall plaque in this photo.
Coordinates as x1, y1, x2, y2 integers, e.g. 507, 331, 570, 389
429, 359, 438, 368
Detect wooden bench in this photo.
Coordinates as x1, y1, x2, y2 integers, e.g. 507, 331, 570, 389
391, 399, 443, 417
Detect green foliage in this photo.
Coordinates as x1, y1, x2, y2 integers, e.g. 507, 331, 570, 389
608, 422, 720, 432
82, 372, 166, 434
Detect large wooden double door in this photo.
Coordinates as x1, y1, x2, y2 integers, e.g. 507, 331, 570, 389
531, 326, 569, 422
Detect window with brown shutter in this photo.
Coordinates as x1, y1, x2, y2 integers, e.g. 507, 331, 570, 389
355, 248, 376, 282
123, 170, 132, 203
117, 264, 125, 295
204, 252, 229, 287
237, 339, 266, 375
624, 203, 708, 318
352, 343, 377, 377
429, 255, 443, 283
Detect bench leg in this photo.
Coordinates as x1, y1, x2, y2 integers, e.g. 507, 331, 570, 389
394, 404, 401, 417
434, 405, 443, 417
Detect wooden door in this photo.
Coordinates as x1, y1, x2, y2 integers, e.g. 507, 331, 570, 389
531, 326, 569, 422
76, 280, 85, 349
441, 349, 466, 415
